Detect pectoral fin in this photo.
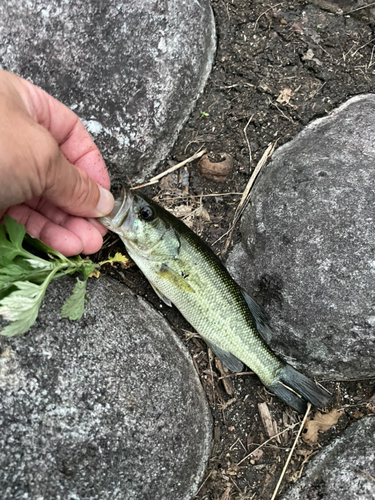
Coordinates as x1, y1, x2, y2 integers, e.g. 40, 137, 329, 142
150, 282, 172, 307
241, 289, 272, 343
206, 341, 244, 373
157, 263, 195, 293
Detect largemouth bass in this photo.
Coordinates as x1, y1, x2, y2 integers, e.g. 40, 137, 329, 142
99, 186, 330, 413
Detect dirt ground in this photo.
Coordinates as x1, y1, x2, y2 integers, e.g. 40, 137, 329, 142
95, 1, 375, 498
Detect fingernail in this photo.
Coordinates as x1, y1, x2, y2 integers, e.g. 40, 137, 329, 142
95, 185, 115, 217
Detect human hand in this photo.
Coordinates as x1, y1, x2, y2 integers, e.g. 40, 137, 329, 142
0, 70, 114, 256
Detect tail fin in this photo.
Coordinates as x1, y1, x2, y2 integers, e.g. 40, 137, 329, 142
269, 364, 331, 413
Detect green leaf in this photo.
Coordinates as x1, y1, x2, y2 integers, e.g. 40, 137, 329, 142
4, 215, 26, 246
0, 280, 47, 337
0, 220, 25, 264
61, 278, 88, 321
80, 261, 96, 281
0, 262, 52, 291
24, 234, 68, 261
0, 217, 97, 334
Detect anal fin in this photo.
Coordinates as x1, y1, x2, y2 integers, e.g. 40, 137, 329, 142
206, 341, 244, 373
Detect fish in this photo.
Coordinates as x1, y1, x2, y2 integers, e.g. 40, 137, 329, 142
99, 186, 331, 413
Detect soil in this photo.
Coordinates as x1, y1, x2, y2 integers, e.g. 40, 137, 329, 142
94, 1, 375, 499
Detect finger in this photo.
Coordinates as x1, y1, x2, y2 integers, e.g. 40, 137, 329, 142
43, 145, 114, 218
86, 217, 108, 236
6, 204, 104, 256
14, 74, 110, 188
6, 204, 83, 256
25, 197, 108, 243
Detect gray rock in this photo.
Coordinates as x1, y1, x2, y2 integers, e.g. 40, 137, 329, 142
227, 95, 375, 380
0, 276, 212, 500
281, 416, 375, 500
0, 0, 215, 181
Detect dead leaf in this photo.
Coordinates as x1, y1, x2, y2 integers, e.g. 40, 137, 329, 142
88, 269, 101, 278
353, 410, 364, 419
159, 171, 178, 191
276, 87, 293, 104
220, 486, 232, 500
196, 206, 211, 222
167, 205, 192, 218
302, 409, 343, 444
302, 49, 314, 61
250, 448, 264, 462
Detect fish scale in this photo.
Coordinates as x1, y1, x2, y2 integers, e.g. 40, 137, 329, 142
99, 187, 331, 413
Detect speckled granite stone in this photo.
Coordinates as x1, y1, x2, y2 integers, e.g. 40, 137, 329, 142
0, 276, 212, 500
282, 416, 375, 500
227, 95, 375, 380
0, 0, 216, 181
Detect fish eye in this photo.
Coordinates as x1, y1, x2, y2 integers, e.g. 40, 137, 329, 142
139, 206, 155, 222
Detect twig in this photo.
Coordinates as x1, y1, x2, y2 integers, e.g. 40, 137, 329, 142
218, 371, 254, 380
233, 142, 275, 227
347, 1, 375, 13
195, 471, 212, 495
351, 37, 375, 58
158, 192, 242, 201
270, 403, 312, 500
244, 114, 254, 168
131, 148, 206, 190
254, 3, 283, 30
236, 421, 300, 466
220, 142, 276, 254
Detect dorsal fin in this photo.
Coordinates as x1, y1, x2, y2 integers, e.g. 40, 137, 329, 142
240, 289, 272, 343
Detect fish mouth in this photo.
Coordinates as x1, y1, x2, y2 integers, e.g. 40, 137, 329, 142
98, 185, 134, 232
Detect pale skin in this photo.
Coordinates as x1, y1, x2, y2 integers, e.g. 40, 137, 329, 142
0, 70, 114, 256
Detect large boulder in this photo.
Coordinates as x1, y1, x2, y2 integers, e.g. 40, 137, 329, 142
227, 95, 375, 380
0, 0, 216, 181
281, 416, 375, 500
0, 276, 212, 500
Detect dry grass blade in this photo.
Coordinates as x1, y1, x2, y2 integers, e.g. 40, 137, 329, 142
347, 1, 375, 13
220, 142, 276, 253
254, 3, 283, 30
131, 148, 206, 190
244, 114, 254, 167
236, 421, 300, 466
233, 141, 275, 226
270, 403, 312, 500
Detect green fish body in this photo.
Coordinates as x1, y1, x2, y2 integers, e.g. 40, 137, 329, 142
99, 187, 330, 413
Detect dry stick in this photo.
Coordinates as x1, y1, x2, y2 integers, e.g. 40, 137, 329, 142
347, 1, 375, 13
254, 3, 283, 30
195, 471, 212, 495
159, 192, 242, 201
218, 371, 254, 380
351, 37, 375, 58
131, 148, 207, 190
270, 403, 312, 500
221, 142, 275, 254
236, 421, 300, 466
244, 114, 254, 167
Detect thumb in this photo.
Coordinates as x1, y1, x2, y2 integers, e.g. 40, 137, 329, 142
44, 151, 114, 218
